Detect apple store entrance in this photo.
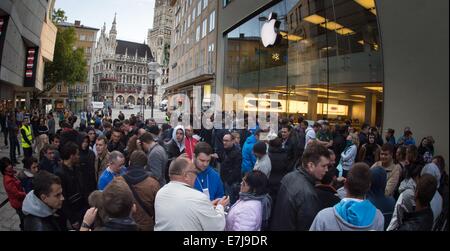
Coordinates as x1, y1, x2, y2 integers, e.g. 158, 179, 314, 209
223, 0, 383, 128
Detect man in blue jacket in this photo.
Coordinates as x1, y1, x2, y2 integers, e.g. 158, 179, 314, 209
241, 129, 261, 176
193, 142, 224, 201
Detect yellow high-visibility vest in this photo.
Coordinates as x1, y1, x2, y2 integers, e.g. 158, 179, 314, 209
21, 125, 33, 148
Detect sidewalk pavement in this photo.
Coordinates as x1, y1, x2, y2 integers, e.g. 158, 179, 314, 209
0, 134, 25, 231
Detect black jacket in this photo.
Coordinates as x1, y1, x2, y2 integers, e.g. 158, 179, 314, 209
271, 167, 322, 231
0, 113, 6, 132
332, 134, 346, 166
78, 149, 97, 200
283, 135, 300, 171
107, 141, 126, 153
396, 207, 434, 231
55, 164, 88, 225
268, 146, 289, 204
7, 118, 18, 137
219, 145, 242, 185
24, 214, 62, 231
95, 217, 138, 231
39, 156, 59, 174
315, 184, 341, 210
166, 139, 185, 161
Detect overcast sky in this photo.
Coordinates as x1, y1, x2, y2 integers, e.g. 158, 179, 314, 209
54, 0, 156, 43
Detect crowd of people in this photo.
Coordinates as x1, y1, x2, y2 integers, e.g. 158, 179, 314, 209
0, 107, 448, 231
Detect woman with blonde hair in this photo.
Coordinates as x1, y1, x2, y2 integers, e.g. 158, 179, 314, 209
338, 133, 358, 178
35, 133, 49, 160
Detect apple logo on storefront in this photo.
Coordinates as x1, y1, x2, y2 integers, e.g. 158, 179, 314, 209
261, 12, 280, 47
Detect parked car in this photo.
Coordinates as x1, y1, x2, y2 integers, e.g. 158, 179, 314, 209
124, 104, 135, 109
159, 100, 168, 112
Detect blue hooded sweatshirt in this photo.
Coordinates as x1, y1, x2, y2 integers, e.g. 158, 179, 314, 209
310, 198, 385, 231
194, 166, 224, 201
241, 134, 257, 175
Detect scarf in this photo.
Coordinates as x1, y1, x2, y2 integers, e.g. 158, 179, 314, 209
239, 192, 272, 225
342, 140, 353, 155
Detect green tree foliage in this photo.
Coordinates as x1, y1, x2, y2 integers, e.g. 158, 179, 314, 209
52, 8, 67, 23
40, 27, 87, 96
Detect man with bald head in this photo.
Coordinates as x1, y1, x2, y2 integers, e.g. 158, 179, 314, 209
154, 157, 229, 231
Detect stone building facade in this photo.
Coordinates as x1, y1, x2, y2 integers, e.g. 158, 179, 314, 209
92, 15, 154, 108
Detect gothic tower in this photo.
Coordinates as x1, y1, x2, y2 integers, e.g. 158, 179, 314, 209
147, 0, 173, 66
147, 0, 173, 103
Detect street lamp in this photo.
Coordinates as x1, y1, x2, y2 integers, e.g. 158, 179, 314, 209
148, 61, 160, 119
139, 89, 144, 121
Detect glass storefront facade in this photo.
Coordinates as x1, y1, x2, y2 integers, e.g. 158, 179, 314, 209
223, 0, 383, 127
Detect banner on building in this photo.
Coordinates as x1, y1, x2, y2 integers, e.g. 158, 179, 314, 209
23, 46, 39, 87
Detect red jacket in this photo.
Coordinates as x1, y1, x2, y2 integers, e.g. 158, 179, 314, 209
185, 136, 198, 160
3, 170, 26, 210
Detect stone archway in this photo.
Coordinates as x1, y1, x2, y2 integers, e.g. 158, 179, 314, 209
116, 95, 125, 105
126, 96, 136, 105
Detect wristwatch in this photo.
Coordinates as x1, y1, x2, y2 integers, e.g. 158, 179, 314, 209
81, 222, 93, 229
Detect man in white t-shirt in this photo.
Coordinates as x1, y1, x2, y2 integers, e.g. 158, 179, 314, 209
305, 122, 321, 149
154, 157, 229, 231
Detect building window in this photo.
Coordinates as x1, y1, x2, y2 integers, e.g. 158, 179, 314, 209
203, 0, 208, 9
223, 0, 384, 125
187, 15, 191, 27
196, 25, 200, 42
57, 84, 62, 93
80, 34, 86, 41
209, 11, 215, 32
202, 19, 207, 38
197, 1, 202, 16
223, 0, 233, 7
192, 8, 196, 22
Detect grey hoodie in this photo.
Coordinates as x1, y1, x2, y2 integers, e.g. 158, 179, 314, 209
387, 179, 416, 231
22, 191, 55, 218
421, 163, 443, 226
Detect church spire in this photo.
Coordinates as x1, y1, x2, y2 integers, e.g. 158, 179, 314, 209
110, 13, 117, 35
101, 22, 106, 35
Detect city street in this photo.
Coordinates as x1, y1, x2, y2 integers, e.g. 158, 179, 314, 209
0, 0, 447, 239
111, 107, 167, 124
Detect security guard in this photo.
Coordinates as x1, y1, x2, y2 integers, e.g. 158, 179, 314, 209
20, 117, 33, 158
165, 112, 170, 123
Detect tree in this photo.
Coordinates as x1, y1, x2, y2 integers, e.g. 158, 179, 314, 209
52, 8, 67, 23
38, 27, 87, 97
